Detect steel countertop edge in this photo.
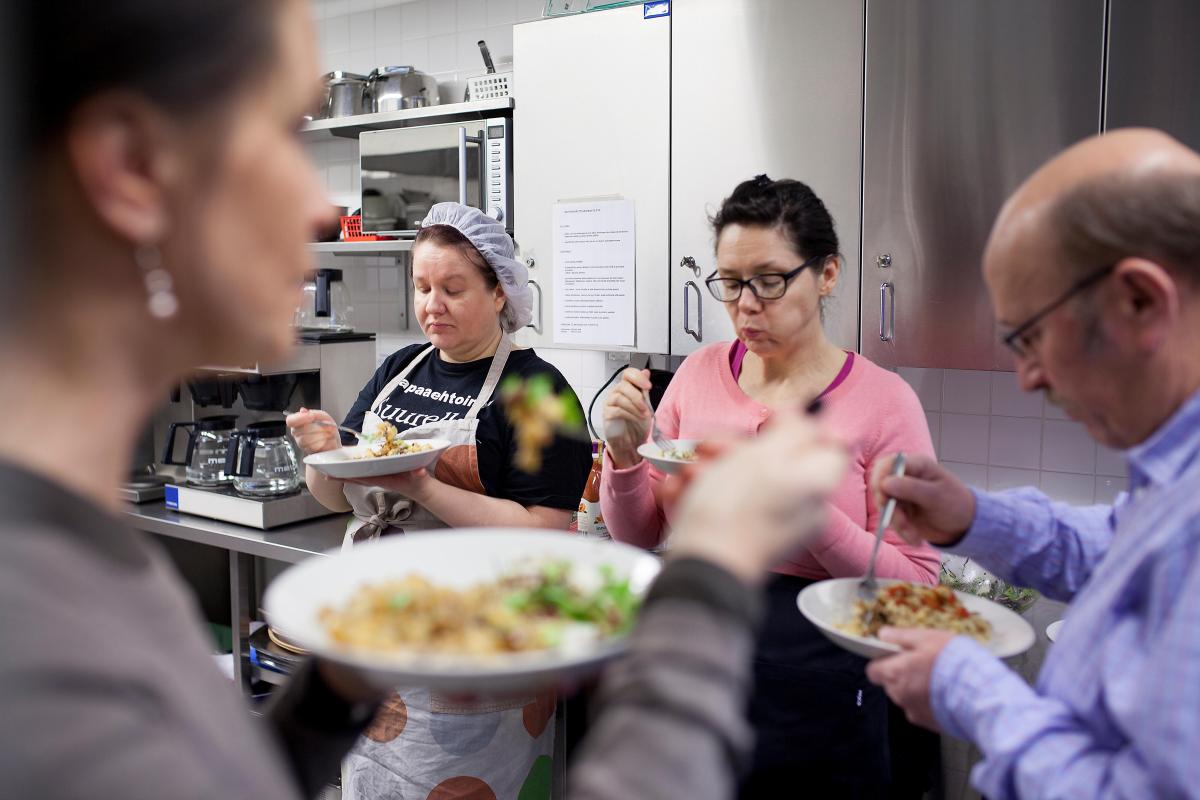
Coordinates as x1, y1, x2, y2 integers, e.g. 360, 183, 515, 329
124, 504, 349, 563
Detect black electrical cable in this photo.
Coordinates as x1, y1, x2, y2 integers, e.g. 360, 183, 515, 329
587, 363, 631, 441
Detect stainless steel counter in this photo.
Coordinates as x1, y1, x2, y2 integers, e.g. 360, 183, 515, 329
125, 503, 349, 563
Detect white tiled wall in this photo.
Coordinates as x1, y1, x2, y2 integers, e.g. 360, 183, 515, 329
900, 368, 1129, 505
311, 0, 542, 103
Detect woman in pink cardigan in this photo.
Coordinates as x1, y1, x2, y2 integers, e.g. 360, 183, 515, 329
602, 175, 939, 797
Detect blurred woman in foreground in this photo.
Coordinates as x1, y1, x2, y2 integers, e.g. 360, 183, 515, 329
0, 2, 850, 798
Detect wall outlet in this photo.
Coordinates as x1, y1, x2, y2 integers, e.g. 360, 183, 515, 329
606, 351, 631, 369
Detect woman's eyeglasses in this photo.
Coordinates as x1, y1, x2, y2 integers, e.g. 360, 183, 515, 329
704, 254, 828, 303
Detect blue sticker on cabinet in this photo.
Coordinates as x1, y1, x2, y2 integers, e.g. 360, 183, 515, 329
165, 485, 179, 509
644, 1, 669, 19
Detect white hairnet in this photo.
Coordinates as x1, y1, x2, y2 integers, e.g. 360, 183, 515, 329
419, 202, 532, 333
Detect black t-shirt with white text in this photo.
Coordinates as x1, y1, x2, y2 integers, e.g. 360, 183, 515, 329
342, 344, 592, 511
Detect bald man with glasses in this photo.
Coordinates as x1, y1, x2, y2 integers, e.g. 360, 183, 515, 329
866, 128, 1200, 799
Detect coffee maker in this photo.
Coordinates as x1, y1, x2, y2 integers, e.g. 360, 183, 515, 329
150, 335, 376, 528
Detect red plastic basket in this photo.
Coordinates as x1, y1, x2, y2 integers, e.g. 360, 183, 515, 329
339, 215, 386, 242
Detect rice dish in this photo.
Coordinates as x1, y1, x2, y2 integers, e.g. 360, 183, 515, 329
319, 561, 639, 657
353, 421, 434, 459
841, 583, 991, 642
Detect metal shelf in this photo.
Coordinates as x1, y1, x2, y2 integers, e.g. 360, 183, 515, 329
309, 241, 414, 256
302, 97, 514, 140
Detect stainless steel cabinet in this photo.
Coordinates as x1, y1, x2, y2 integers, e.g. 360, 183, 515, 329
511, 6, 671, 354
1106, 0, 1200, 150
670, 0, 864, 355
860, 0, 1105, 370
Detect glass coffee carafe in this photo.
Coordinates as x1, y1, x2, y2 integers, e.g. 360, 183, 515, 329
162, 414, 240, 486
295, 268, 354, 332
224, 420, 301, 498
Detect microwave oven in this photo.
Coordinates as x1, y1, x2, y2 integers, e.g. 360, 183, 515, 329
359, 117, 512, 237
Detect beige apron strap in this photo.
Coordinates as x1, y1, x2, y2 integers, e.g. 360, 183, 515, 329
342, 337, 512, 543
464, 335, 514, 422
369, 343, 437, 414
341, 345, 436, 544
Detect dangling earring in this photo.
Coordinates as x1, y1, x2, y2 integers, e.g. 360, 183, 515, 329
135, 244, 179, 320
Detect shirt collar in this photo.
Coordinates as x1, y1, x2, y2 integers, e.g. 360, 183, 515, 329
1125, 388, 1200, 489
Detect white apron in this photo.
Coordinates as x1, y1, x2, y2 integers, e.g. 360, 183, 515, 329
339, 336, 556, 800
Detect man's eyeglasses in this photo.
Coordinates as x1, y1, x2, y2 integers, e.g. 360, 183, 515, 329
704, 254, 828, 303
1001, 262, 1117, 358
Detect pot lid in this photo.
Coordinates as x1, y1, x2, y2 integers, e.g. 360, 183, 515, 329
196, 414, 239, 432
303, 268, 345, 282
370, 65, 419, 78
323, 71, 369, 85
244, 420, 288, 439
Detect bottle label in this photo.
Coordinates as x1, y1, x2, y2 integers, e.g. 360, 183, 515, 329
577, 498, 609, 539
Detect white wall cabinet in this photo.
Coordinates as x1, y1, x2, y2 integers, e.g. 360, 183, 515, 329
511, 6, 671, 354
669, 0, 864, 356
514, 0, 862, 357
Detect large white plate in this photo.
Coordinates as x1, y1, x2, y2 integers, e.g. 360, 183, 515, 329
263, 529, 662, 693
797, 577, 1036, 660
636, 438, 701, 475
303, 438, 451, 479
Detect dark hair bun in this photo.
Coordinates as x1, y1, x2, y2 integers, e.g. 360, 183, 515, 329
711, 176, 839, 262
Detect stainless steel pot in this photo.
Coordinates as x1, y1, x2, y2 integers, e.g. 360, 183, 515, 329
323, 71, 370, 118
368, 66, 440, 112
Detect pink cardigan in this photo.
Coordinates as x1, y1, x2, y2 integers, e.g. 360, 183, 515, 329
601, 342, 940, 584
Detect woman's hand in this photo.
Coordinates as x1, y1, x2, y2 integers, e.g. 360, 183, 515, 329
602, 368, 653, 468
344, 468, 435, 502
668, 412, 849, 585
285, 407, 341, 456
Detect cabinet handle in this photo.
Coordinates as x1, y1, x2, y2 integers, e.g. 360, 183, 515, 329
683, 280, 703, 342
680, 256, 700, 277
879, 281, 895, 342
526, 279, 543, 335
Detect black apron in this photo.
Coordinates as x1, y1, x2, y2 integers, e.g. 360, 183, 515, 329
739, 574, 891, 799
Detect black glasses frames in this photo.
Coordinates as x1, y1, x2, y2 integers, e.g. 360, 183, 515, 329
704, 254, 828, 303
1000, 262, 1117, 357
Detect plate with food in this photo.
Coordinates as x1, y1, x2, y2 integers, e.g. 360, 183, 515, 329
303, 421, 450, 479
797, 578, 1035, 660
262, 529, 662, 692
636, 439, 701, 475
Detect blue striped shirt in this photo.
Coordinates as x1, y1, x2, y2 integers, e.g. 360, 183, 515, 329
931, 388, 1200, 799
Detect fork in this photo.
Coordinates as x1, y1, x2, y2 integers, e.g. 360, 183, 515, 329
304, 418, 383, 445
642, 388, 674, 454
858, 453, 908, 622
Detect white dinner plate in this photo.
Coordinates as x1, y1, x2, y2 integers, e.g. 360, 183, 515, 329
636, 439, 701, 475
303, 438, 451, 480
263, 529, 662, 693
797, 578, 1036, 660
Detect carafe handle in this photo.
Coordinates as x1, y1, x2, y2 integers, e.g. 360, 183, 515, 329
225, 430, 257, 478
316, 271, 332, 318
162, 422, 197, 466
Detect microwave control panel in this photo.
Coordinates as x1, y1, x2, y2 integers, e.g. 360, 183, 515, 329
485, 117, 512, 229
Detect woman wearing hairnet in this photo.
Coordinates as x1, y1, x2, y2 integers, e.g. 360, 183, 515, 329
287, 202, 592, 799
